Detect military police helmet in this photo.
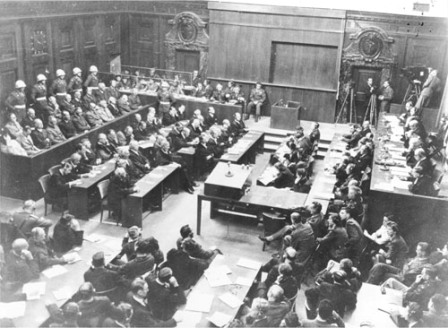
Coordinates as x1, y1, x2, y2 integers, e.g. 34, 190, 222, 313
36, 74, 47, 82
15, 80, 26, 88
73, 67, 82, 75
56, 69, 66, 77
89, 65, 98, 73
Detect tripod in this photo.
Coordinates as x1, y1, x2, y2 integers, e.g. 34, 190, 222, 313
363, 94, 378, 127
402, 80, 421, 105
336, 87, 357, 124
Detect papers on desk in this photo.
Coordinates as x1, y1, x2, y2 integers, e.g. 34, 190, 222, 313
236, 258, 261, 270
53, 286, 76, 301
204, 269, 232, 287
219, 292, 243, 308
42, 265, 68, 279
83, 233, 105, 243
391, 178, 411, 190
207, 312, 233, 327
373, 182, 394, 192
0, 301, 26, 319
22, 282, 46, 300
312, 192, 334, 200
235, 277, 253, 287
175, 310, 202, 327
185, 293, 214, 313
62, 252, 82, 264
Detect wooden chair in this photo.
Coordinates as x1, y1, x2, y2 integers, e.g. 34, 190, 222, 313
38, 174, 56, 216
261, 211, 286, 251
48, 164, 62, 176
97, 179, 111, 223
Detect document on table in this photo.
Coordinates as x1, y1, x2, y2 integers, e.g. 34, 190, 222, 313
373, 182, 394, 192
207, 312, 233, 327
0, 301, 26, 319
42, 265, 68, 278
235, 277, 253, 286
206, 264, 232, 275
53, 286, 76, 301
83, 233, 105, 243
236, 258, 261, 270
22, 282, 46, 300
62, 252, 82, 264
205, 270, 232, 287
313, 192, 334, 200
219, 292, 243, 308
185, 293, 214, 313
391, 178, 411, 190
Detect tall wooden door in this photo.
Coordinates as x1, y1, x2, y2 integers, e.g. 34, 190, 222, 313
175, 49, 199, 73
352, 68, 382, 120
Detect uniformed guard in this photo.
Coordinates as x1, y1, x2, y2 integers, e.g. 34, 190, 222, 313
51, 69, 68, 106
84, 65, 99, 96
247, 81, 266, 122
68, 67, 83, 95
4, 80, 27, 122
30, 74, 50, 120
157, 81, 174, 116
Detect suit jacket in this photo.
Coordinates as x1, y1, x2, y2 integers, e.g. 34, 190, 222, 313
12, 211, 52, 237
319, 227, 348, 261
118, 254, 155, 281
52, 221, 80, 253
46, 126, 67, 144
31, 129, 51, 149
96, 142, 117, 161
207, 137, 224, 158
409, 175, 434, 196
204, 114, 218, 129
290, 223, 315, 262
273, 169, 295, 189
47, 170, 77, 200
147, 280, 186, 321
318, 281, 357, 317
77, 296, 115, 327
385, 235, 409, 269
85, 110, 103, 127
128, 297, 176, 328
162, 112, 179, 126
230, 119, 246, 137
380, 86, 394, 112
84, 266, 122, 292
72, 114, 91, 133
155, 149, 173, 167
5, 250, 39, 284
20, 115, 36, 129
129, 149, 150, 175
307, 213, 327, 238
128, 94, 142, 110
59, 119, 77, 138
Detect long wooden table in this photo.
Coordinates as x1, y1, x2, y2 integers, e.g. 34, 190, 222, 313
0, 106, 152, 200
121, 90, 243, 123
219, 131, 264, 164
67, 161, 116, 220
176, 253, 261, 328
122, 164, 180, 228
8, 233, 123, 328
366, 113, 448, 237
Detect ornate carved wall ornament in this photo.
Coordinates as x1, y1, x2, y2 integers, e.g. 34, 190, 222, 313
30, 29, 48, 55
165, 12, 209, 77
344, 27, 395, 64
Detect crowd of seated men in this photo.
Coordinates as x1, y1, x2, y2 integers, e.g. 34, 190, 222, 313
258, 122, 320, 192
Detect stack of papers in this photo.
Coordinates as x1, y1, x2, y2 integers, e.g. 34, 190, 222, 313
185, 293, 214, 313
22, 282, 46, 300
236, 258, 261, 270
207, 312, 233, 327
62, 252, 82, 264
204, 270, 232, 287
42, 265, 68, 278
0, 302, 26, 319
83, 234, 105, 243
175, 310, 202, 328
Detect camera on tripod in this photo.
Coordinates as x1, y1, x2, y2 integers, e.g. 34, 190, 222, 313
400, 66, 428, 85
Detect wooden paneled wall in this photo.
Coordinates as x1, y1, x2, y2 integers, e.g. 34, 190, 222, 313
207, 3, 346, 123
344, 12, 448, 108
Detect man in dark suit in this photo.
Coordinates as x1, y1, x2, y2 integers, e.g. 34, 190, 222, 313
207, 127, 225, 158
379, 80, 394, 113
194, 133, 215, 176
203, 107, 218, 129
229, 112, 247, 138
76, 282, 117, 327
247, 81, 266, 121
128, 140, 150, 176
146, 267, 186, 321
413, 148, 433, 177
31, 118, 51, 149
12, 199, 52, 237
408, 167, 434, 196
273, 162, 295, 189
162, 106, 181, 126
116, 238, 156, 282
47, 162, 79, 208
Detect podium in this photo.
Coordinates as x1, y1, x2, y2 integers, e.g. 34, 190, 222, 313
270, 100, 304, 130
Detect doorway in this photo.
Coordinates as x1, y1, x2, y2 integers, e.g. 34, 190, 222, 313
175, 49, 200, 73
352, 68, 382, 121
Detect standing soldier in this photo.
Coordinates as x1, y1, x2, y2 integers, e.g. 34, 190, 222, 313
378, 80, 394, 113
68, 67, 83, 96
30, 74, 50, 121
51, 69, 68, 106
157, 81, 174, 116
247, 81, 266, 122
84, 65, 99, 97
4, 80, 27, 123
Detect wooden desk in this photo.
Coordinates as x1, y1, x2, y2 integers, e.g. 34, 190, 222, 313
204, 163, 252, 200
67, 161, 116, 220
122, 164, 180, 228
122, 90, 243, 123
219, 131, 264, 164
176, 254, 261, 327
197, 185, 308, 235
0, 105, 152, 200
294, 282, 403, 328
10, 234, 122, 328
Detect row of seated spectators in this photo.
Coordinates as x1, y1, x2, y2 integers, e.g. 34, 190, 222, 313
41, 106, 249, 223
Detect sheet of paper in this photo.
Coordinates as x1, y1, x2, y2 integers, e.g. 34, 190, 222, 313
219, 292, 243, 308
206, 264, 232, 275
185, 293, 214, 313
207, 312, 232, 327
391, 178, 411, 190
312, 192, 334, 200
53, 286, 75, 301
236, 258, 261, 270
205, 270, 232, 287
235, 277, 253, 287
22, 282, 46, 300
42, 265, 68, 279
83, 234, 105, 243
62, 252, 82, 264
175, 310, 202, 328
373, 182, 394, 192
0, 302, 26, 319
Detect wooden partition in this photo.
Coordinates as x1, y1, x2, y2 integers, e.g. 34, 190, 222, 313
207, 3, 346, 123
0, 106, 151, 200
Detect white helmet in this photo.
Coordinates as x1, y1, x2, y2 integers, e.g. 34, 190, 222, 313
89, 65, 98, 73
56, 69, 65, 77
37, 74, 47, 82
73, 67, 82, 75
15, 80, 26, 88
